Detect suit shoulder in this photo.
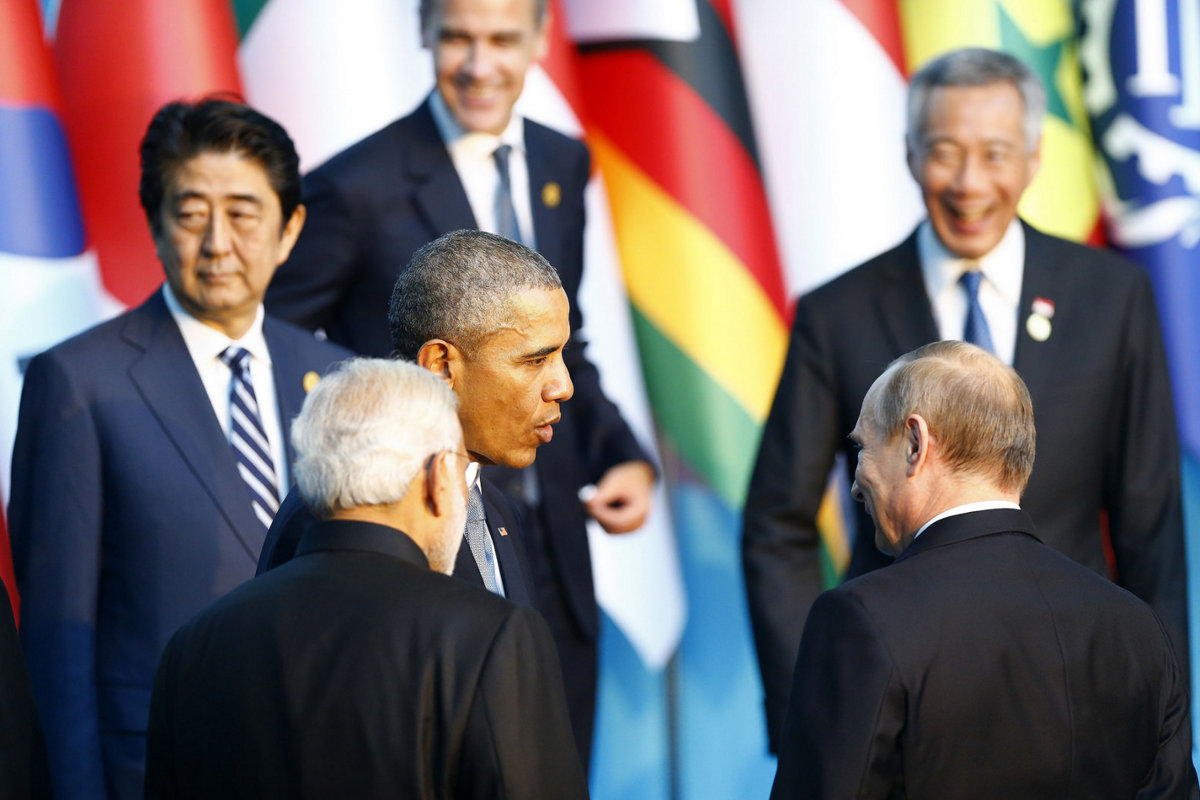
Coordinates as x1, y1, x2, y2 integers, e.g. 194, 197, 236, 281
1025, 224, 1150, 288
263, 315, 354, 369
799, 234, 917, 310
305, 109, 425, 185
525, 118, 588, 158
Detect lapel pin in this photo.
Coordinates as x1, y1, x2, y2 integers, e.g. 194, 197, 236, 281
541, 181, 561, 209
498, 526, 509, 538
1026, 297, 1054, 343
302, 371, 320, 393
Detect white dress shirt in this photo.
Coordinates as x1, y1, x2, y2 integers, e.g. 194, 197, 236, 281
430, 91, 537, 249
913, 500, 1023, 541
467, 461, 506, 596
163, 284, 287, 492
918, 219, 1025, 366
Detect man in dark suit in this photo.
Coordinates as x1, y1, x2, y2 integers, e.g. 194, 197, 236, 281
771, 341, 1197, 799
260, 230, 572, 616
743, 47, 1188, 750
8, 99, 349, 800
145, 358, 587, 799
263, 0, 654, 765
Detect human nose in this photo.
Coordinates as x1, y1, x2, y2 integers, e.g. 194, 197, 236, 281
201, 212, 232, 257
951, 151, 985, 194
544, 356, 573, 403
462, 41, 494, 80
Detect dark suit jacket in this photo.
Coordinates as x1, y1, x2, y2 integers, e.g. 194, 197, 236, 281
743, 222, 1188, 749
264, 96, 650, 763
8, 290, 349, 800
0, 586, 51, 799
145, 519, 588, 800
258, 478, 534, 609
771, 508, 1197, 800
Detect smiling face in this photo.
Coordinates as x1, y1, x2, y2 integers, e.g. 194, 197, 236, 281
909, 81, 1039, 260
451, 286, 572, 468
155, 150, 304, 338
428, 0, 547, 135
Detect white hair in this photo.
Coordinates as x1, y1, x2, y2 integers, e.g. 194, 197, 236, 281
291, 358, 461, 517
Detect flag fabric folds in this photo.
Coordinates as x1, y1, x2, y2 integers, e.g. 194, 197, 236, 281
0, 0, 110, 617
1078, 0, 1200, 757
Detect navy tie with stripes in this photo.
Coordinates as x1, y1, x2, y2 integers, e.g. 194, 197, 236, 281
219, 346, 280, 532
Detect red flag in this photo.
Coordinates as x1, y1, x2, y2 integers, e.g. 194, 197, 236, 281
53, 0, 243, 307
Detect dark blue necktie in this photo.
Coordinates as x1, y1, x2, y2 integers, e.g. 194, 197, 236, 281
960, 270, 995, 354
219, 346, 280, 532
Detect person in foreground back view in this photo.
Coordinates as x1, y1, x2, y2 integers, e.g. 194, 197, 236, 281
144, 358, 587, 799
771, 341, 1196, 800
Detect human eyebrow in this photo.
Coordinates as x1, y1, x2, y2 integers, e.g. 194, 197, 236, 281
519, 344, 560, 361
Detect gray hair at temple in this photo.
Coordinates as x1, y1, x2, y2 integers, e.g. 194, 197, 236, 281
872, 340, 1036, 495
291, 358, 461, 518
906, 47, 1046, 157
419, 0, 548, 45
388, 229, 563, 360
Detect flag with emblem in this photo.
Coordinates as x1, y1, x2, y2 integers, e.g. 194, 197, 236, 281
0, 0, 113, 617
1076, 0, 1200, 750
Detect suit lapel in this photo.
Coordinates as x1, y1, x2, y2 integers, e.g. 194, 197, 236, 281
123, 293, 264, 559
876, 231, 940, 354
1011, 223, 1064, 407
481, 480, 533, 608
525, 122, 560, 263
263, 318, 309, 470
406, 97, 477, 237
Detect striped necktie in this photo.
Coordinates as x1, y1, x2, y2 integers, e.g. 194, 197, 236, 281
960, 269, 995, 354
219, 346, 280, 532
493, 144, 525, 245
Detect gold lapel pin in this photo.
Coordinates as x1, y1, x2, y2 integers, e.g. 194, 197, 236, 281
303, 371, 320, 393
542, 181, 561, 209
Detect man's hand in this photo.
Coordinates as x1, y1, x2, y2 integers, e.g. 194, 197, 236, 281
582, 460, 655, 534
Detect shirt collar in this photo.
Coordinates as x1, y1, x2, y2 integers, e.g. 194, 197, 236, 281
918, 218, 1024, 307
913, 499, 1022, 540
162, 283, 271, 366
430, 89, 526, 162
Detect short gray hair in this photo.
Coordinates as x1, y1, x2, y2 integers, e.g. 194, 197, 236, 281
419, 0, 547, 46
388, 229, 562, 359
291, 358, 461, 517
872, 341, 1036, 494
907, 48, 1046, 156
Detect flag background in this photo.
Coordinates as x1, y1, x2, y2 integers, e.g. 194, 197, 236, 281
11, 0, 1200, 795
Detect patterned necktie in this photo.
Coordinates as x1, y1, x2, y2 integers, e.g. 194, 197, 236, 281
493, 144, 524, 245
465, 484, 500, 594
960, 269, 995, 354
219, 346, 280, 532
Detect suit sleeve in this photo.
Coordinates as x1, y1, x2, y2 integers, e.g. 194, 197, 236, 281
143, 638, 178, 800
457, 607, 589, 799
8, 351, 108, 798
742, 295, 845, 750
1105, 269, 1189, 678
770, 590, 904, 800
560, 146, 651, 481
264, 166, 364, 332
1138, 615, 1199, 798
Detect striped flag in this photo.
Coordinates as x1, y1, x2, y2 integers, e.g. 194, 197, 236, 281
53, 0, 244, 308
0, 0, 111, 616
574, 0, 786, 794
736, 0, 922, 582
899, 0, 1104, 243
1077, 0, 1200, 756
